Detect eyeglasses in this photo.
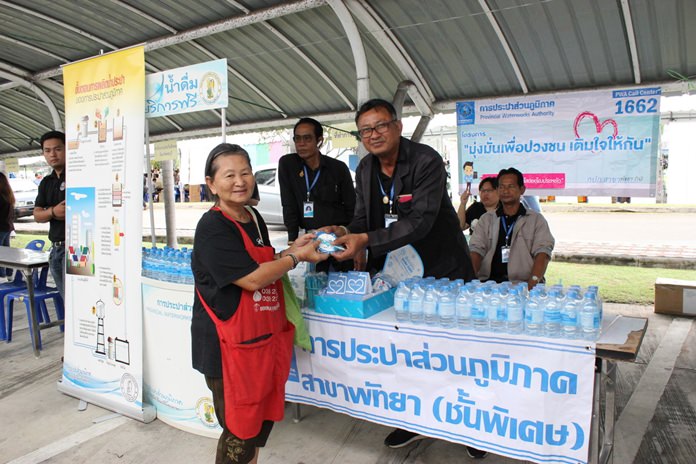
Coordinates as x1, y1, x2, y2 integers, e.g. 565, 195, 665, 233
293, 134, 315, 143
357, 120, 396, 138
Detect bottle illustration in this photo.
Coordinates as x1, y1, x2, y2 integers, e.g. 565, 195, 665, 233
113, 216, 120, 247
107, 336, 114, 360
113, 275, 123, 305
112, 173, 122, 207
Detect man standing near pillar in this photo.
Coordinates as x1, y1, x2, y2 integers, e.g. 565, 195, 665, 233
34, 130, 66, 299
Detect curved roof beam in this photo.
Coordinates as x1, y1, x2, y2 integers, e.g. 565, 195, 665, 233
0, 62, 64, 95
620, 0, 641, 84
345, 0, 434, 116
0, 33, 69, 63
327, 0, 369, 107
0, 120, 26, 150
0, 69, 62, 130
226, 0, 354, 110
477, 0, 528, 93
111, 0, 287, 120
0, 101, 52, 132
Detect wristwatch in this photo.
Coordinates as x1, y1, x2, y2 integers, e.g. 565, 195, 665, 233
531, 275, 540, 282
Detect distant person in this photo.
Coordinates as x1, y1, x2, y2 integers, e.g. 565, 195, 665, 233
34, 130, 66, 299
469, 167, 554, 288
33, 172, 43, 185
0, 172, 15, 279
457, 177, 499, 234
278, 117, 356, 272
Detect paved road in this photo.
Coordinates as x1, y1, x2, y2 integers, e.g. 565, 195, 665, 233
14, 204, 696, 261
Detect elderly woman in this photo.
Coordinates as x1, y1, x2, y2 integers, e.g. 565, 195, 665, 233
191, 143, 327, 464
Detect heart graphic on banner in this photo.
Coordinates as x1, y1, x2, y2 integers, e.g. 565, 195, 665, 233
573, 111, 618, 139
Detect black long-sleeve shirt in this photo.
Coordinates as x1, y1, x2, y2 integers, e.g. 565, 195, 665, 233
278, 153, 355, 242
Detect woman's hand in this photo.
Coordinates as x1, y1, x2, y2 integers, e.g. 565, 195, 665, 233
293, 238, 329, 264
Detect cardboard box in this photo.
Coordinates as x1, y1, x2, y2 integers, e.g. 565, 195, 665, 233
314, 288, 395, 319
654, 278, 696, 316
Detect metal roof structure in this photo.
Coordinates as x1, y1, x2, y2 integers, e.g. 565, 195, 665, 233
1, 0, 695, 158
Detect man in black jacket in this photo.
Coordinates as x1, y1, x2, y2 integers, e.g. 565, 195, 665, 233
327, 99, 484, 458
278, 118, 355, 272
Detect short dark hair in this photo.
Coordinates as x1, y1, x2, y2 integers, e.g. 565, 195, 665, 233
479, 177, 497, 190
355, 99, 397, 124
204, 143, 252, 179
294, 117, 323, 139
40, 130, 65, 148
464, 161, 474, 169
497, 167, 524, 188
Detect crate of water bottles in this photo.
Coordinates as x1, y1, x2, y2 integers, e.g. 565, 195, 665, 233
142, 246, 194, 285
393, 278, 603, 341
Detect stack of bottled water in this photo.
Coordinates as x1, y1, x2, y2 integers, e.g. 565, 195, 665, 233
142, 246, 194, 285
393, 278, 603, 340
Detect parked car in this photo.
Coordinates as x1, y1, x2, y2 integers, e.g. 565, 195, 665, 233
253, 163, 356, 226
9, 177, 38, 219
254, 164, 284, 225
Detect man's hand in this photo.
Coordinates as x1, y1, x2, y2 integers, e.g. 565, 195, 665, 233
52, 200, 66, 220
353, 249, 367, 271
331, 233, 369, 262
317, 225, 347, 237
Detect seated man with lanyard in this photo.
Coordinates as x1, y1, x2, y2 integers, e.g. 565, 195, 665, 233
469, 167, 554, 288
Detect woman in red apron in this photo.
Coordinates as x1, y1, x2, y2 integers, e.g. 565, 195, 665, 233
191, 143, 327, 464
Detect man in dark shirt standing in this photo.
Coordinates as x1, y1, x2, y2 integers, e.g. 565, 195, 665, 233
326, 99, 484, 458
34, 130, 66, 299
278, 117, 355, 272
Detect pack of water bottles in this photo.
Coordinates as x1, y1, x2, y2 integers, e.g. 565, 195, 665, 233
142, 246, 194, 285
393, 278, 603, 341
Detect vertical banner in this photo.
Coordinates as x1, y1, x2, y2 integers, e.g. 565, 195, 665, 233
59, 46, 154, 422
457, 87, 661, 196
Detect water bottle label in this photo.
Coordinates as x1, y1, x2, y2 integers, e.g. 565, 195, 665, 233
581, 312, 594, 329
508, 308, 523, 322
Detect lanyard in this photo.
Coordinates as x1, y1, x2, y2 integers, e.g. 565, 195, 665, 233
378, 175, 395, 213
501, 215, 517, 245
303, 165, 321, 201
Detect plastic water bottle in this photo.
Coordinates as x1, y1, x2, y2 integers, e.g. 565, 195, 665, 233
580, 291, 600, 340
408, 283, 425, 324
455, 286, 472, 329
423, 284, 439, 326
587, 286, 603, 333
487, 288, 505, 332
471, 286, 488, 331
543, 289, 562, 338
525, 289, 544, 336
561, 290, 580, 338
438, 285, 456, 328
506, 287, 524, 334
394, 281, 410, 322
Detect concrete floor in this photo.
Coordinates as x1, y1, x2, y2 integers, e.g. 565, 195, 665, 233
2, 302, 695, 464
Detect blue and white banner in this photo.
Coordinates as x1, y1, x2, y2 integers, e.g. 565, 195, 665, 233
287, 311, 596, 464
146, 59, 228, 118
457, 87, 661, 196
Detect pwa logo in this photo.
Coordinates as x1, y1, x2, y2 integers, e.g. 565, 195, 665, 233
457, 101, 475, 125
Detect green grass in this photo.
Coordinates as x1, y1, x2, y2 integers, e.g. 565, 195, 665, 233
10, 233, 48, 250
9, 234, 695, 305
545, 262, 696, 305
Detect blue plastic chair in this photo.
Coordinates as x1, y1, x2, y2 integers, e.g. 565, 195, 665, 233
5, 285, 64, 348
0, 240, 46, 341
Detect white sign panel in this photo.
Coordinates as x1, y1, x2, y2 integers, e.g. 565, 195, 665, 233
286, 311, 596, 464
146, 59, 228, 118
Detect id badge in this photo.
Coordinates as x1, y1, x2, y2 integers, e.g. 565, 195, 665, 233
384, 214, 398, 227
501, 245, 510, 263
303, 201, 314, 218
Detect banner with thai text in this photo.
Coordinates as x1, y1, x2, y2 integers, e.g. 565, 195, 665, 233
145, 59, 228, 118
456, 87, 661, 196
60, 46, 154, 422
286, 311, 596, 464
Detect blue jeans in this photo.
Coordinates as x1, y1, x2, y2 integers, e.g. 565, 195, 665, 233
0, 231, 11, 277
49, 245, 65, 300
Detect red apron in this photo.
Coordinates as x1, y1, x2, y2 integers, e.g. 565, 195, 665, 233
196, 207, 294, 439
